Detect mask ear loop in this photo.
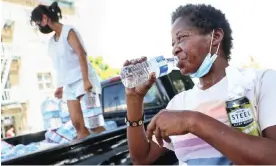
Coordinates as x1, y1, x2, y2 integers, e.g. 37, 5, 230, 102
209, 30, 221, 55
209, 30, 214, 53
215, 42, 220, 55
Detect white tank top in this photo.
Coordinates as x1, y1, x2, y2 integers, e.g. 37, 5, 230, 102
48, 25, 94, 87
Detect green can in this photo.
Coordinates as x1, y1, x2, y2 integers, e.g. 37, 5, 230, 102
226, 96, 260, 136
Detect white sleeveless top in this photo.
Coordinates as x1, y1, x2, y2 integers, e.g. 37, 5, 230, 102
48, 25, 94, 87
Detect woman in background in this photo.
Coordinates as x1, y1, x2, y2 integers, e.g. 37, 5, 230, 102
30, 2, 101, 139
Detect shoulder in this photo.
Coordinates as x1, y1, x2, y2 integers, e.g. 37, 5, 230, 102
235, 67, 275, 89
61, 25, 77, 38
242, 68, 276, 89
254, 68, 276, 99
255, 69, 276, 84
66, 27, 80, 41
251, 68, 276, 131
237, 67, 276, 80
63, 24, 75, 31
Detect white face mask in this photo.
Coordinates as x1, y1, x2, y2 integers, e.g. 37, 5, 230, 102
189, 30, 220, 78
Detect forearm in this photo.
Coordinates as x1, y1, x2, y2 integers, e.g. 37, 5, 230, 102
127, 99, 150, 163
78, 55, 89, 81
127, 98, 166, 164
191, 112, 276, 164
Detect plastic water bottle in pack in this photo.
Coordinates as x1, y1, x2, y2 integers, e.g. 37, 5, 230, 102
25, 143, 40, 154
41, 98, 62, 130
46, 130, 69, 144
1, 141, 13, 155
60, 111, 70, 124
82, 91, 100, 109
104, 121, 118, 131
45, 130, 63, 143
120, 55, 179, 88
81, 91, 105, 130
1, 141, 15, 161
56, 121, 77, 141
83, 107, 105, 129
13, 144, 26, 157
38, 140, 59, 150
1, 151, 16, 161
59, 100, 70, 124
43, 111, 62, 129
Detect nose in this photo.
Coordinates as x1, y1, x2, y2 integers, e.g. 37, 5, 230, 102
172, 44, 181, 56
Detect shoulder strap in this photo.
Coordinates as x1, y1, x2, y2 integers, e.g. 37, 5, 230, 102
61, 25, 73, 42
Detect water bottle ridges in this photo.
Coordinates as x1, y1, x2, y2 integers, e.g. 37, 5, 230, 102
120, 56, 179, 88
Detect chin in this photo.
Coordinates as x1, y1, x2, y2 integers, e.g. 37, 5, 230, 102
180, 68, 194, 76
180, 68, 188, 75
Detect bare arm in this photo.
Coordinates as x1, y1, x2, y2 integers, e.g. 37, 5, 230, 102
191, 112, 276, 164
67, 29, 89, 81
127, 98, 168, 164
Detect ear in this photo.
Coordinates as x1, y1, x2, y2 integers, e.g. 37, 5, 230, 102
41, 14, 48, 25
212, 28, 224, 46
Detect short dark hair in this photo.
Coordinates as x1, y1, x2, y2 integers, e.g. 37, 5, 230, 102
172, 4, 233, 60
31, 2, 62, 23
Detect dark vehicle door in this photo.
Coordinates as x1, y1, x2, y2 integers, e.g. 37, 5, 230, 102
102, 82, 166, 126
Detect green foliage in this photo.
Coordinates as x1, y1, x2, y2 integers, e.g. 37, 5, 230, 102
88, 56, 120, 80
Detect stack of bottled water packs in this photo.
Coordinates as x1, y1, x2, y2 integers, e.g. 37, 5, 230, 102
44, 100, 77, 143
1, 140, 58, 161
43, 97, 116, 143
1, 141, 15, 161
1, 95, 118, 161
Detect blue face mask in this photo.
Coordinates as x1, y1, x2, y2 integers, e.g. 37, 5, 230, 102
190, 30, 220, 78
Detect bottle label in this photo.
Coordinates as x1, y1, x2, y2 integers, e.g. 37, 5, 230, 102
226, 98, 260, 136
155, 56, 168, 77
84, 92, 99, 109
85, 114, 104, 129
229, 108, 253, 127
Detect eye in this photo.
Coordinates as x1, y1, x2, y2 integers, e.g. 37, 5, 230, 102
172, 41, 175, 47
172, 34, 190, 47
177, 34, 189, 42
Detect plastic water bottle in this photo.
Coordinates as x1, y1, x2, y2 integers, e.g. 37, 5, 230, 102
45, 130, 63, 143
120, 55, 179, 88
82, 91, 100, 109
1, 141, 13, 155
41, 98, 62, 130
83, 107, 105, 129
1, 151, 16, 161
56, 121, 77, 141
25, 143, 40, 154
13, 144, 26, 157
59, 100, 70, 124
104, 121, 118, 131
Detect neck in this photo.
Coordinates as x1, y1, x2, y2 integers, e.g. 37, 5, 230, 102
49, 22, 63, 36
199, 57, 229, 90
